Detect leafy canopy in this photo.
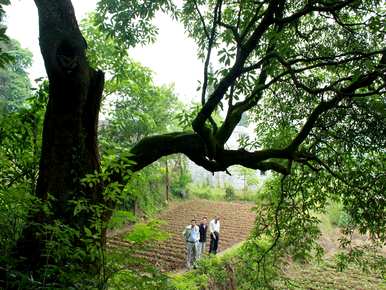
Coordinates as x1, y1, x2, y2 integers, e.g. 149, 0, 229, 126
92, 0, 385, 242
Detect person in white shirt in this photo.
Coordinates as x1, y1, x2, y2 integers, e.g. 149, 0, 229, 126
208, 216, 220, 254
182, 219, 200, 268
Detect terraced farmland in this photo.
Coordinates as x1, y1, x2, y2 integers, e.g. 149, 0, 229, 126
107, 200, 256, 272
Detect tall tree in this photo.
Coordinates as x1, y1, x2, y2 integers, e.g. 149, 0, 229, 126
0, 42, 43, 266
14, 0, 386, 281
82, 14, 183, 211
0, 0, 13, 67
0, 40, 33, 113
15, 0, 105, 273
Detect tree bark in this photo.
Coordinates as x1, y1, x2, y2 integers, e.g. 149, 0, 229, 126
14, 0, 105, 275
165, 157, 170, 202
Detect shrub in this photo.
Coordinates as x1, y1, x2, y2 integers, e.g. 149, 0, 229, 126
0, 186, 33, 259
326, 201, 353, 229
171, 169, 192, 199
327, 201, 343, 226
225, 186, 236, 201
187, 183, 225, 200
107, 210, 136, 230
338, 211, 353, 228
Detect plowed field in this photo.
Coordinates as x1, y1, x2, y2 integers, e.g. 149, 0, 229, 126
107, 200, 256, 272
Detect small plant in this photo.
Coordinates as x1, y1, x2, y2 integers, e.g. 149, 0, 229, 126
327, 201, 343, 226
107, 210, 136, 230
225, 186, 236, 201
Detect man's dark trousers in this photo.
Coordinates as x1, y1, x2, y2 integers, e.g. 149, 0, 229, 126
209, 232, 219, 254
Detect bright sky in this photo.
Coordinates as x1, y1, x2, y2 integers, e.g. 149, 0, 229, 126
5, 0, 203, 104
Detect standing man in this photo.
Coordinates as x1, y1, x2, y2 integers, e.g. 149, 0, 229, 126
209, 216, 220, 254
197, 216, 208, 259
182, 219, 199, 269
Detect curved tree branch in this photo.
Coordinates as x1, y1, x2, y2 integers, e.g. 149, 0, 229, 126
127, 132, 290, 174
192, 0, 281, 154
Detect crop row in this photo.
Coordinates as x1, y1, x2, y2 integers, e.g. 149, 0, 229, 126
108, 200, 256, 271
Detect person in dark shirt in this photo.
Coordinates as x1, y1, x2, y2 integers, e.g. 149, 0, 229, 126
197, 216, 208, 259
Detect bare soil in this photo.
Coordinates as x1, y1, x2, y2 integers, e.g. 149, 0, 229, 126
107, 199, 256, 272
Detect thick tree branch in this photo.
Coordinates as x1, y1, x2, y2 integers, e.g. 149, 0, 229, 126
215, 17, 285, 146
120, 132, 316, 179
192, 0, 281, 146
129, 132, 207, 172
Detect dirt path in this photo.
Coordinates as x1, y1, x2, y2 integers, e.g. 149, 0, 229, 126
107, 199, 256, 272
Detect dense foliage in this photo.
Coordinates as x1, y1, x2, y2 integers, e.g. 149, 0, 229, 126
1, 0, 385, 288
93, 0, 386, 286
82, 15, 191, 214
0, 13, 190, 289
94, 0, 385, 245
0, 0, 13, 67
0, 41, 42, 255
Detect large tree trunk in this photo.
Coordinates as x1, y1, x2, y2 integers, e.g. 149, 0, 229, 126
15, 0, 105, 275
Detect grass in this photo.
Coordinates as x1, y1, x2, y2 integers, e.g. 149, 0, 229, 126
169, 241, 245, 279
170, 245, 243, 290
171, 248, 386, 290
108, 200, 385, 289
186, 182, 258, 202
169, 207, 386, 290
280, 208, 386, 289
275, 259, 386, 290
